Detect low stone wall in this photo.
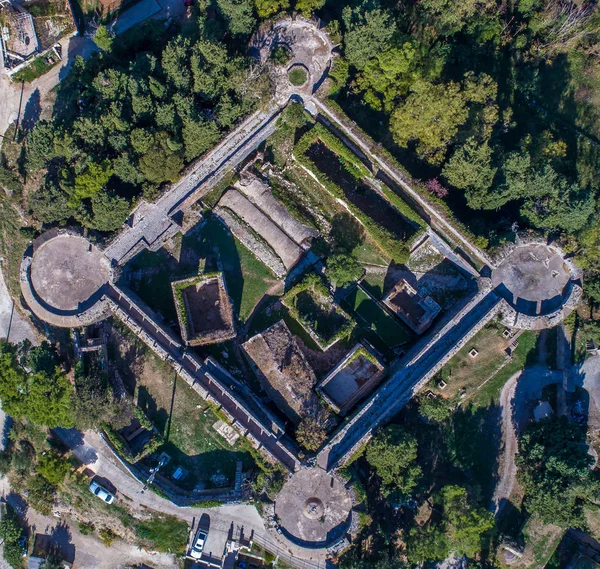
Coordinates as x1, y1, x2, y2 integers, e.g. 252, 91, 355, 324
218, 189, 303, 270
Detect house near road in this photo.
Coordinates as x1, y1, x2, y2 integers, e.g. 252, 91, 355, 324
0, 0, 75, 78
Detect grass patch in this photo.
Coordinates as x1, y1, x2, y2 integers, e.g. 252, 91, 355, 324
13, 56, 59, 83
126, 215, 278, 324
341, 285, 411, 348
468, 331, 537, 408
432, 322, 510, 399
135, 514, 189, 555
136, 366, 254, 488
289, 67, 307, 86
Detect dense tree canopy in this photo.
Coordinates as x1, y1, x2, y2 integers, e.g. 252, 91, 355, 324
517, 416, 600, 527
22, 9, 269, 233
406, 485, 494, 563
0, 342, 74, 429
365, 425, 422, 497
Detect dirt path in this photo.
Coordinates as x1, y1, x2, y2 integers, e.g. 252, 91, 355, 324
493, 371, 520, 515
492, 364, 564, 514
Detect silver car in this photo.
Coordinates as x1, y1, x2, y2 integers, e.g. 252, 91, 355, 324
89, 480, 115, 504
189, 529, 208, 559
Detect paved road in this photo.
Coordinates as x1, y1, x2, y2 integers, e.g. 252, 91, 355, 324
0, 36, 98, 139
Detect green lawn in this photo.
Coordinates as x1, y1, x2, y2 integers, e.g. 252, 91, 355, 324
138, 366, 254, 489
468, 330, 537, 408
342, 285, 412, 347
126, 215, 278, 324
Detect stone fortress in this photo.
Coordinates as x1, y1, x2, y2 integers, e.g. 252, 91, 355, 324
19, 17, 582, 556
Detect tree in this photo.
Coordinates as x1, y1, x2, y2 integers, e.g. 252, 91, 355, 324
326, 253, 363, 287
71, 161, 113, 206
254, 0, 289, 19
90, 191, 130, 232
26, 122, 55, 171
354, 43, 417, 111
26, 475, 56, 515
365, 425, 422, 497
296, 416, 327, 451
517, 416, 600, 527
418, 395, 452, 422
418, 0, 491, 36
442, 137, 498, 208
0, 342, 74, 428
29, 183, 72, 224
25, 341, 58, 374
440, 485, 494, 557
342, 7, 396, 71
182, 118, 220, 161
390, 80, 469, 165
522, 181, 595, 234
295, 0, 324, 16
0, 506, 24, 569
216, 0, 256, 37
139, 132, 184, 185
93, 25, 114, 51
37, 451, 71, 486
406, 486, 494, 562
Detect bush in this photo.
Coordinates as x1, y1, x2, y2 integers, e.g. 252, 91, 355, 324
418, 395, 452, 422
78, 522, 95, 535
296, 416, 327, 451
99, 527, 116, 547
326, 253, 363, 287
270, 45, 290, 65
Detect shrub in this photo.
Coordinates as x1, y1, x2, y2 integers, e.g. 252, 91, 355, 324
78, 522, 95, 535
296, 416, 327, 451
270, 45, 290, 65
99, 528, 117, 547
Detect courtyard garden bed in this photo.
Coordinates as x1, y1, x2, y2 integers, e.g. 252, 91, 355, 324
282, 273, 354, 350
294, 124, 425, 263
341, 285, 412, 348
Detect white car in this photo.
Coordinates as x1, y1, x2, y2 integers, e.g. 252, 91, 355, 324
89, 480, 115, 504
189, 529, 208, 559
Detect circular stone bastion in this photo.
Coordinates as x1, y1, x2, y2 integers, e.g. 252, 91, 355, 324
21, 233, 111, 327
275, 468, 351, 547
